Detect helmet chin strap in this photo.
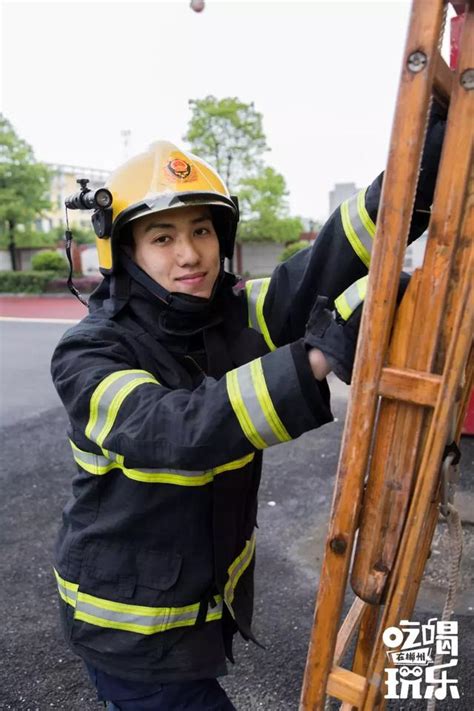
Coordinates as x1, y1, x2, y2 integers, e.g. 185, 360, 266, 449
119, 250, 226, 315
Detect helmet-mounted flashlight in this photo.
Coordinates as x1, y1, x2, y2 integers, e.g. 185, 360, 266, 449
65, 178, 113, 210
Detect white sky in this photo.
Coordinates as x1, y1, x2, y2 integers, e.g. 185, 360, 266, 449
1, 0, 452, 221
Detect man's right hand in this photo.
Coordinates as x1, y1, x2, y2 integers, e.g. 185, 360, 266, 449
308, 347, 332, 381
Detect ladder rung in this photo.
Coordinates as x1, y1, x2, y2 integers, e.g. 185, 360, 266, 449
433, 51, 453, 106
379, 367, 442, 406
334, 597, 368, 665
327, 666, 366, 706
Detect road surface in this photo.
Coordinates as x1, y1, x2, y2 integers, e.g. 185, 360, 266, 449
1, 296, 472, 709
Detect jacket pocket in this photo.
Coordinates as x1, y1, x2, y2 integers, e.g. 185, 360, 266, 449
69, 543, 183, 664
81, 541, 182, 604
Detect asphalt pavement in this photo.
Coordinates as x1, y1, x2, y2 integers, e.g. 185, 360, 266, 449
1, 299, 473, 710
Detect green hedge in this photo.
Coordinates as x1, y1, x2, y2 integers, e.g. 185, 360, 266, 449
31, 250, 69, 274
0, 270, 57, 293
279, 240, 310, 263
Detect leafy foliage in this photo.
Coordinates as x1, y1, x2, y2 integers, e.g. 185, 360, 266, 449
238, 167, 304, 243
0, 115, 51, 230
279, 240, 311, 262
0, 224, 96, 250
46, 224, 96, 245
0, 270, 56, 293
184, 98, 305, 245
0, 228, 56, 249
184, 96, 268, 189
31, 250, 69, 274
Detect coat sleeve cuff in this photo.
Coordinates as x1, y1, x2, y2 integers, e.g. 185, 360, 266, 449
290, 340, 332, 425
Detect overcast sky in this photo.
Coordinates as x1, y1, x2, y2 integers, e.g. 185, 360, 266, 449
1, 0, 453, 221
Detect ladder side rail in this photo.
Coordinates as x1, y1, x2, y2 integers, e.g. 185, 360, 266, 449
434, 50, 454, 106
356, 189, 473, 708
362, 191, 474, 711
351, 275, 429, 602
437, 164, 474, 369
299, 1, 446, 707
350, 0, 474, 607
361, 247, 473, 709
398, 192, 474, 653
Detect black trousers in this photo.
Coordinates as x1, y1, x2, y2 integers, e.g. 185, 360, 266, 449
105, 680, 236, 711
87, 665, 236, 711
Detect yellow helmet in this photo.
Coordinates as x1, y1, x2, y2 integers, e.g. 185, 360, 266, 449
91, 140, 239, 274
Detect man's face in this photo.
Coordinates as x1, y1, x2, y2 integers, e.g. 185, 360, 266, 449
131, 205, 221, 299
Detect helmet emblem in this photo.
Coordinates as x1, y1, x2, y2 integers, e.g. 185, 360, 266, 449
164, 158, 197, 182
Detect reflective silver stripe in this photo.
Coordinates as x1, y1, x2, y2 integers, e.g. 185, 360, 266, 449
225, 532, 256, 613
340, 188, 376, 267
54, 568, 78, 607
70, 441, 255, 486
75, 593, 223, 634
70, 441, 116, 475
227, 358, 292, 449
245, 278, 277, 351
86, 370, 159, 447
246, 279, 259, 329
54, 569, 223, 635
334, 275, 369, 321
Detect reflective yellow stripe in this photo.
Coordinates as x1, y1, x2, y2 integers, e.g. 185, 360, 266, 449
70, 441, 116, 476
225, 533, 257, 611
334, 292, 352, 321
74, 608, 222, 635
226, 370, 268, 449
78, 590, 198, 616
54, 568, 79, 607
340, 200, 371, 267
86, 370, 158, 443
255, 279, 277, 351
96, 376, 157, 447
356, 275, 368, 301
246, 278, 277, 351
357, 188, 376, 238
54, 568, 223, 636
121, 469, 214, 486
334, 275, 369, 320
245, 280, 254, 328
87, 370, 146, 438
249, 360, 291, 443
212, 452, 255, 476
70, 442, 255, 486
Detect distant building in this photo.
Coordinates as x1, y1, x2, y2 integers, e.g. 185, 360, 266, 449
39, 163, 110, 233
403, 231, 428, 273
1, 164, 111, 272
329, 182, 360, 215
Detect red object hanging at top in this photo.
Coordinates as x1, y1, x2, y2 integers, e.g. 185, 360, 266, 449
190, 0, 205, 12
450, 14, 465, 69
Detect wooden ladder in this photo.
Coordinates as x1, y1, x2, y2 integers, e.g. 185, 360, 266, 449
300, 1, 473, 708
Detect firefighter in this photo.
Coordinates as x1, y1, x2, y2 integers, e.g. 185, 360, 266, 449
51, 110, 444, 710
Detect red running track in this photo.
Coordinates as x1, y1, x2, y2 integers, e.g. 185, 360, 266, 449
0, 296, 88, 320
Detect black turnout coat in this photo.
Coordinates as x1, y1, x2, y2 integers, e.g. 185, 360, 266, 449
51, 153, 440, 682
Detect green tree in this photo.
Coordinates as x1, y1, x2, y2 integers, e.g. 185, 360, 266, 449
46, 224, 96, 245
238, 167, 303, 243
0, 115, 51, 269
184, 96, 268, 189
